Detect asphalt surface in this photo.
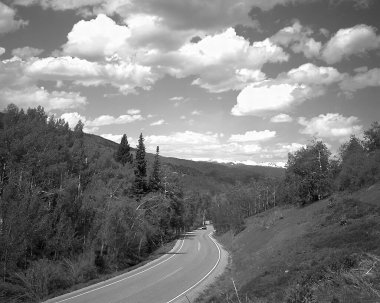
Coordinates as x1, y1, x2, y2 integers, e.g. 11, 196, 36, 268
44, 226, 221, 303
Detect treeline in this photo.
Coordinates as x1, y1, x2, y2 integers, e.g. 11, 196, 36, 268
0, 105, 206, 302
211, 122, 380, 233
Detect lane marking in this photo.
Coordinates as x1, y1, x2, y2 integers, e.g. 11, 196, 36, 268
197, 241, 201, 252
49, 239, 185, 303
165, 231, 221, 303
155, 267, 183, 284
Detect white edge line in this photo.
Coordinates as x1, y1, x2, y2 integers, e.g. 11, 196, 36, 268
49, 239, 185, 303
165, 231, 221, 303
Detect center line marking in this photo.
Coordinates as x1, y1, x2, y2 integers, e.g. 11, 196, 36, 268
197, 241, 201, 252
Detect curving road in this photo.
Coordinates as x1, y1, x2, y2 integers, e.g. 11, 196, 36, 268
44, 226, 222, 303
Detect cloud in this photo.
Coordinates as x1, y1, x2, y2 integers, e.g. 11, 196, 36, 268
150, 119, 165, 126
0, 86, 87, 111
60, 112, 86, 128
298, 113, 363, 141
340, 67, 380, 92
25, 56, 158, 95
0, 2, 28, 34
286, 63, 344, 85
164, 28, 288, 92
169, 96, 184, 101
62, 14, 131, 59
127, 109, 141, 115
100, 133, 123, 143
271, 20, 322, 58
0, 47, 5, 56
270, 113, 293, 123
60, 111, 143, 129
228, 130, 276, 142
231, 81, 313, 116
322, 24, 380, 64
12, 46, 44, 59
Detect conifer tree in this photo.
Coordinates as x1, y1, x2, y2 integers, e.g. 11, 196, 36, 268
115, 134, 133, 166
133, 133, 147, 195
149, 146, 161, 191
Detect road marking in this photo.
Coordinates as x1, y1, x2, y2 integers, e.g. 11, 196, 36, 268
156, 267, 183, 284
197, 241, 201, 252
48, 239, 185, 303
165, 231, 222, 303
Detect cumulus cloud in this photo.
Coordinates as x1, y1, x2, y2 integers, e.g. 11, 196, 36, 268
12, 46, 44, 59
62, 14, 131, 59
60, 111, 143, 129
228, 130, 276, 142
271, 20, 322, 58
164, 28, 288, 92
298, 113, 363, 141
270, 113, 293, 123
231, 81, 314, 116
286, 63, 344, 85
0, 86, 87, 111
322, 24, 380, 64
0, 47, 5, 56
0, 2, 28, 34
25, 56, 158, 95
340, 67, 380, 93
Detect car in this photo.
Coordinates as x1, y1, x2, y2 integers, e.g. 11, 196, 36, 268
200, 226, 207, 230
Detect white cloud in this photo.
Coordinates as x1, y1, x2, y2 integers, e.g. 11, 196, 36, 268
298, 113, 363, 141
286, 63, 343, 85
60, 112, 86, 128
60, 111, 143, 129
12, 46, 44, 59
276, 142, 305, 153
271, 20, 322, 58
25, 56, 157, 95
127, 109, 141, 115
0, 86, 87, 111
191, 110, 201, 116
270, 113, 293, 123
100, 133, 123, 143
87, 114, 143, 127
228, 130, 276, 142
340, 67, 380, 92
322, 24, 380, 64
62, 14, 131, 59
168, 28, 288, 92
170, 96, 184, 101
0, 2, 28, 34
0, 47, 5, 56
150, 119, 165, 126
231, 81, 313, 116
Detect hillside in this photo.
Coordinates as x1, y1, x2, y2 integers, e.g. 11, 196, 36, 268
197, 182, 380, 303
83, 133, 284, 192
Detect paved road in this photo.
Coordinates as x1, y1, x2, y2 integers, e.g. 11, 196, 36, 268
45, 226, 221, 303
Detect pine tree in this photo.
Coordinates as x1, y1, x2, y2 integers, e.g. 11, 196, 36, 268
115, 134, 133, 166
149, 146, 161, 191
133, 133, 147, 195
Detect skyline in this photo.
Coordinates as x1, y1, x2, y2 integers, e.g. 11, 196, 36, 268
1, 0, 379, 166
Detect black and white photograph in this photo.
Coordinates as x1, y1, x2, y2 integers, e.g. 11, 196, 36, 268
0, 0, 380, 302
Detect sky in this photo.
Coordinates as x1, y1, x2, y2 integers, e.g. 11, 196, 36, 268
0, 0, 379, 167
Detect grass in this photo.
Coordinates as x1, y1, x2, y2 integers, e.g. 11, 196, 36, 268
195, 183, 380, 303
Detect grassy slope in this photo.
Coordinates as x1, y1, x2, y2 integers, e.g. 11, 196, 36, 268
197, 183, 380, 303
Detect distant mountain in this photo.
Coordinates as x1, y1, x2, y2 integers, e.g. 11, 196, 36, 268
83, 133, 284, 193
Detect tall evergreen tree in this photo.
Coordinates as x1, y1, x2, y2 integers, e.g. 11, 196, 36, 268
115, 134, 133, 166
149, 146, 161, 191
133, 133, 147, 195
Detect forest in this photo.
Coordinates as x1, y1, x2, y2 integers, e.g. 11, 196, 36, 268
0, 104, 379, 303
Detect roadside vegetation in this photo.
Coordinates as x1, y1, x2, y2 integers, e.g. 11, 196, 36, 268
0, 104, 280, 303
197, 121, 380, 303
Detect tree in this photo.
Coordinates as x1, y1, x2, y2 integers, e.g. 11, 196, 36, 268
285, 140, 332, 204
115, 134, 133, 166
133, 133, 147, 195
363, 121, 380, 152
149, 146, 161, 191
